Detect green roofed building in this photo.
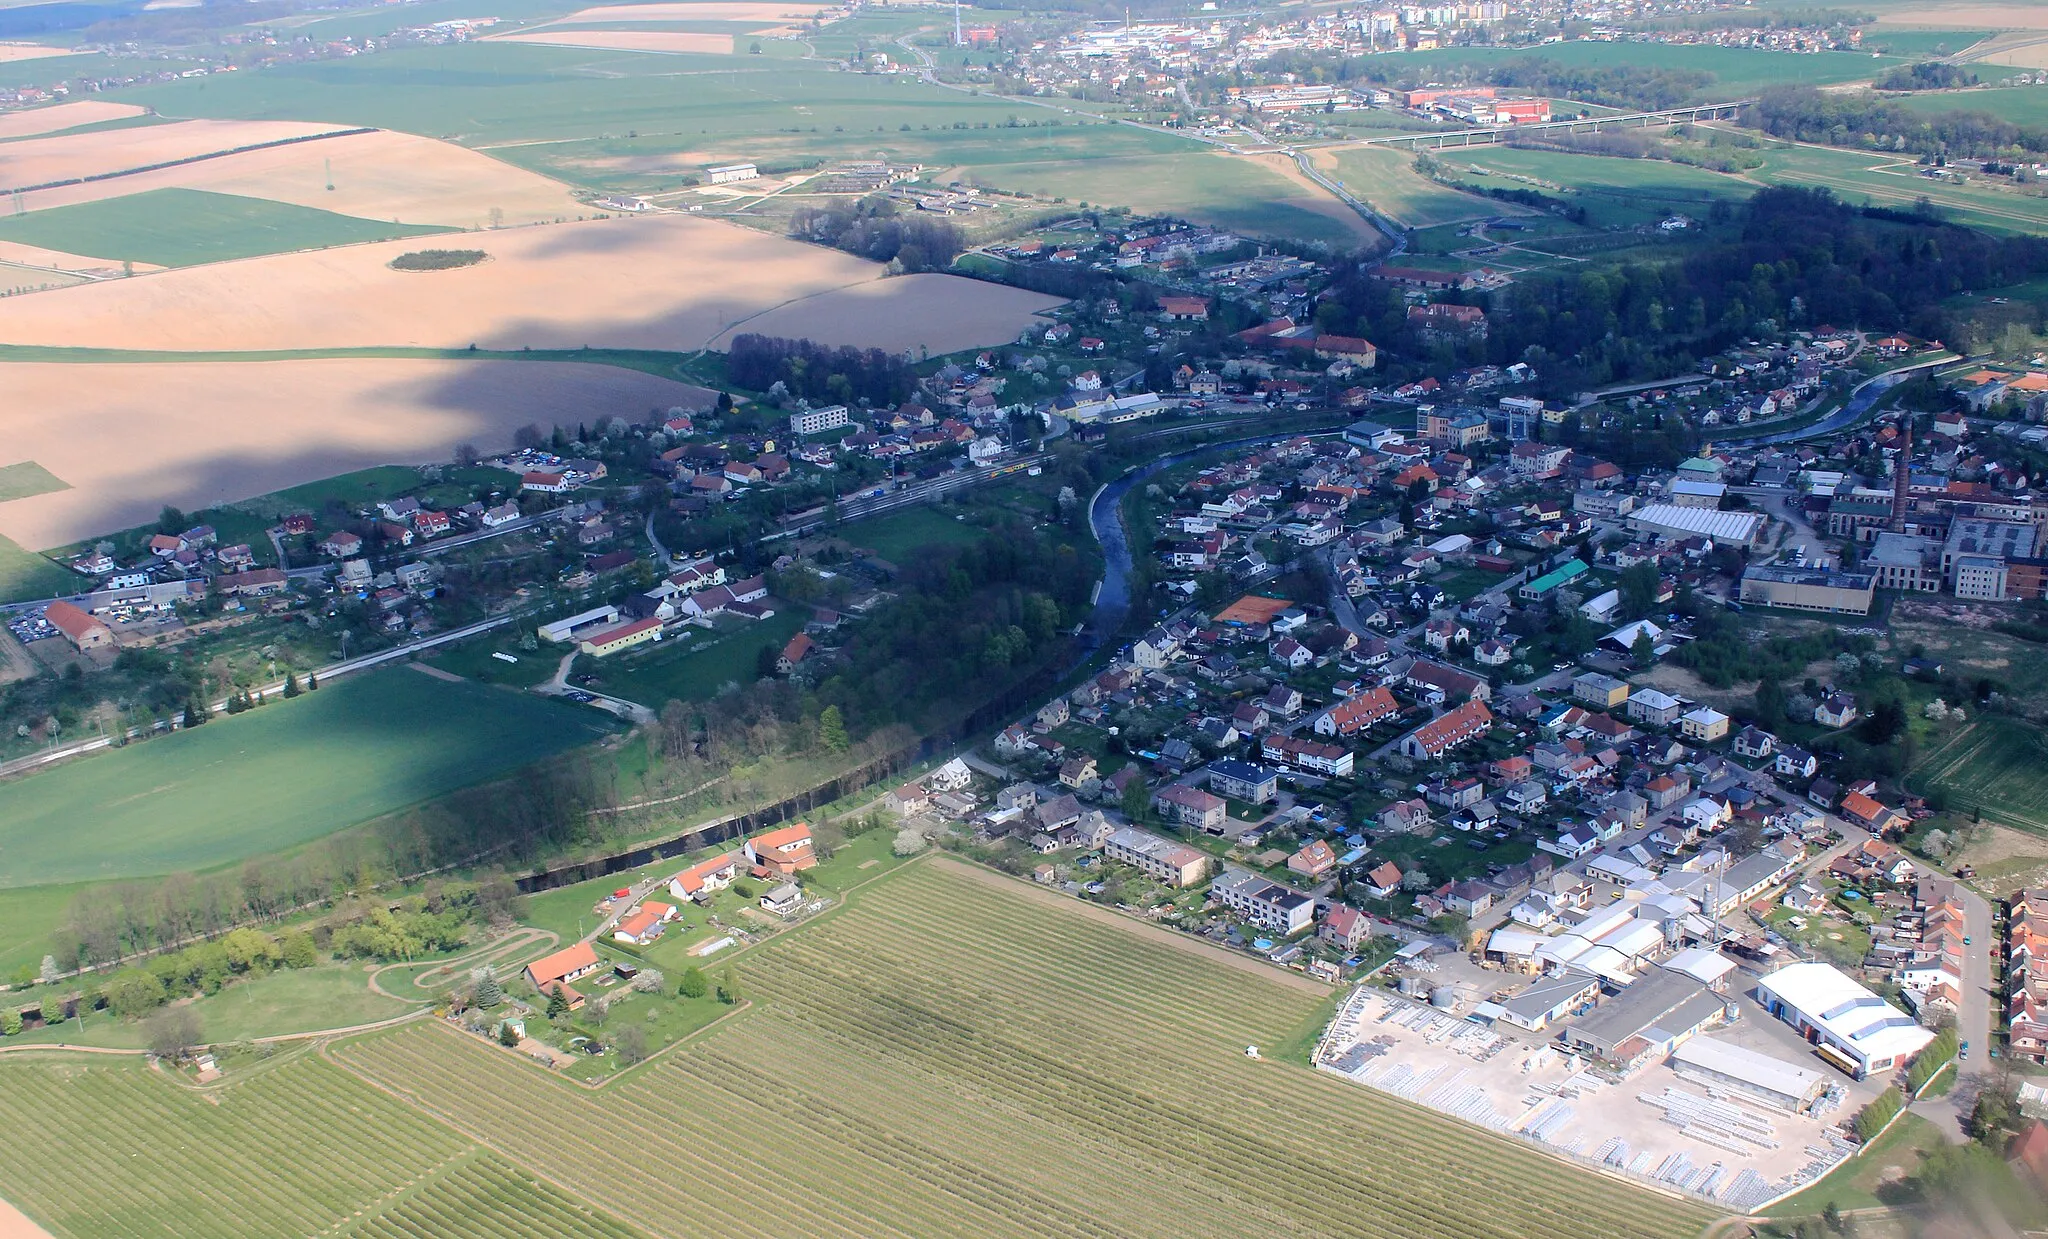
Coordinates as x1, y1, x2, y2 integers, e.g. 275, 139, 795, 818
1518, 558, 1589, 601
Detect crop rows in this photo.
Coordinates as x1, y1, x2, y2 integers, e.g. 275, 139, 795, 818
0, 1056, 470, 1238
331, 864, 1715, 1239
338, 1152, 647, 1239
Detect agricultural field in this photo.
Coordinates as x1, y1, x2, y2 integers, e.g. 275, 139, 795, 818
1381, 40, 1905, 101
0, 666, 616, 889
0, 188, 452, 267
0, 1053, 651, 1239
0, 100, 148, 140
1912, 719, 2048, 832
0, 531, 73, 602
1314, 145, 1504, 229
0, 355, 712, 549
0, 214, 1064, 362
1742, 140, 2048, 236
1891, 85, 2048, 130
1434, 146, 1752, 229
312, 859, 1715, 1239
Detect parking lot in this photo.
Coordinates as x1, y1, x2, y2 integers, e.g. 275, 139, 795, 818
1317, 986, 1863, 1212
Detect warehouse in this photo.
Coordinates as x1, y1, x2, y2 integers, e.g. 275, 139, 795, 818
1670, 1037, 1829, 1113
1738, 565, 1876, 616
1560, 969, 1728, 1069
1753, 962, 1934, 1079
1627, 503, 1765, 549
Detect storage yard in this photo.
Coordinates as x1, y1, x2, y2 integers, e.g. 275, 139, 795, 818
1317, 986, 1859, 1212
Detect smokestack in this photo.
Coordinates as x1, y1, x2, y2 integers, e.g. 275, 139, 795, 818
1891, 418, 1911, 534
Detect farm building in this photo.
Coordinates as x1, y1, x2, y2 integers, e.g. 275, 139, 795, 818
745, 823, 817, 877
578, 616, 663, 657
43, 600, 113, 652
669, 854, 738, 902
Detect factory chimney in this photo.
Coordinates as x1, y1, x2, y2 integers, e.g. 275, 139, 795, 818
1890, 418, 1911, 534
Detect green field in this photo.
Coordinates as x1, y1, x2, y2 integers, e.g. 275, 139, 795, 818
842, 506, 986, 562
1745, 141, 2048, 235
1436, 146, 1753, 228
1913, 719, 2048, 832
579, 609, 805, 707
306, 859, 1713, 1239
1381, 40, 1904, 101
0, 188, 452, 268
0, 459, 67, 502
0, 667, 615, 888
0, 1053, 651, 1238
1862, 28, 1996, 57
0, 530, 75, 602
1892, 86, 2048, 130
1318, 146, 1502, 228
5, 963, 414, 1049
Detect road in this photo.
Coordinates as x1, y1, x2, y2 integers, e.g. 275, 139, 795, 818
1290, 149, 1405, 257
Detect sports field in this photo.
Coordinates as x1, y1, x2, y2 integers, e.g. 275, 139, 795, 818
311, 860, 1711, 1239
1914, 720, 2048, 832
0, 1054, 652, 1239
0, 187, 451, 267
0, 667, 615, 888
1315, 146, 1504, 228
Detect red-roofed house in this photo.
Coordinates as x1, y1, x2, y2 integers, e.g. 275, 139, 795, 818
669, 854, 739, 902
613, 901, 678, 946
746, 823, 816, 876
1315, 686, 1399, 737
777, 632, 814, 674
1290, 840, 1337, 879
1158, 295, 1210, 321
525, 942, 601, 995
1322, 903, 1371, 949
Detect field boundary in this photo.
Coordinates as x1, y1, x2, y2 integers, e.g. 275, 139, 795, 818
0, 126, 376, 197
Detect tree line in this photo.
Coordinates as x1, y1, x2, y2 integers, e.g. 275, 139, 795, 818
1748, 85, 2048, 159
726, 333, 917, 406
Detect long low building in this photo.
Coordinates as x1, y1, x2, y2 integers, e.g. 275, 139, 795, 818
1753, 961, 1935, 1079
1670, 1036, 1828, 1113
1738, 564, 1876, 616
1627, 503, 1765, 549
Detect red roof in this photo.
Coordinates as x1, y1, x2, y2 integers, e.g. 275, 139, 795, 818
525, 942, 599, 989
43, 600, 106, 643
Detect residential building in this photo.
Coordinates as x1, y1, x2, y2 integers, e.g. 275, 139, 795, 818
1679, 707, 1730, 743
668, 853, 738, 902
525, 943, 602, 996
790, 404, 851, 437
1103, 827, 1211, 887
1153, 784, 1227, 832
1572, 672, 1629, 710
1397, 700, 1494, 760
1626, 689, 1683, 728
1289, 840, 1337, 880
1211, 870, 1315, 936
1206, 759, 1279, 804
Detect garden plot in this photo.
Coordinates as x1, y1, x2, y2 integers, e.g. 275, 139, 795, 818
1317, 986, 1857, 1212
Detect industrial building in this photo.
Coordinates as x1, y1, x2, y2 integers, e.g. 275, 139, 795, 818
1753, 962, 1935, 1079
1559, 969, 1727, 1069
1738, 565, 1876, 616
1627, 503, 1765, 549
1669, 1037, 1829, 1113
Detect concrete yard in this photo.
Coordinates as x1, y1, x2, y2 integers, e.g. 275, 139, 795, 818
1316, 986, 1860, 1212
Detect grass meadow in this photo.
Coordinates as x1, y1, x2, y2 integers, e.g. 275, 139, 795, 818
314, 859, 1715, 1239
578, 609, 805, 707
1318, 146, 1502, 228
1892, 86, 2048, 130
0, 531, 75, 602
1379, 41, 1904, 101
1743, 141, 2048, 235
1436, 146, 1753, 228
0, 188, 451, 267
0, 666, 614, 888
844, 505, 997, 562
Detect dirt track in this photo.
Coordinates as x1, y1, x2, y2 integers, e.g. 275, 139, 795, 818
0, 214, 1064, 356
0, 357, 715, 548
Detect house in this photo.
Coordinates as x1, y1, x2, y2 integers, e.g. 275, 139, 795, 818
1571, 672, 1629, 710
1378, 799, 1432, 834
668, 853, 738, 902
1814, 692, 1858, 728
1840, 791, 1909, 837
1103, 827, 1211, 886
1363, 861, 1406, 899
1679, 707, 1730, 743
43, 600, 114, 652
760, 882, 805, 915
1158, 295, 1211, 322
525, 942, 602, 995
1775, 746, 1817, 779
1211, 870, 1314, 935
319, 531, 363, 558
744, 823, 816, 876
776, 633, 814, 674
1058, 755, 1098, 790
1154, 784, 1228, 832
1206, 759, 1278, 805
886, 782, 932, 817
1732, 726, 1776, 760
1289, 840, 1337, 880
1322, 904, 1371, 950
612, 901, 677, 946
